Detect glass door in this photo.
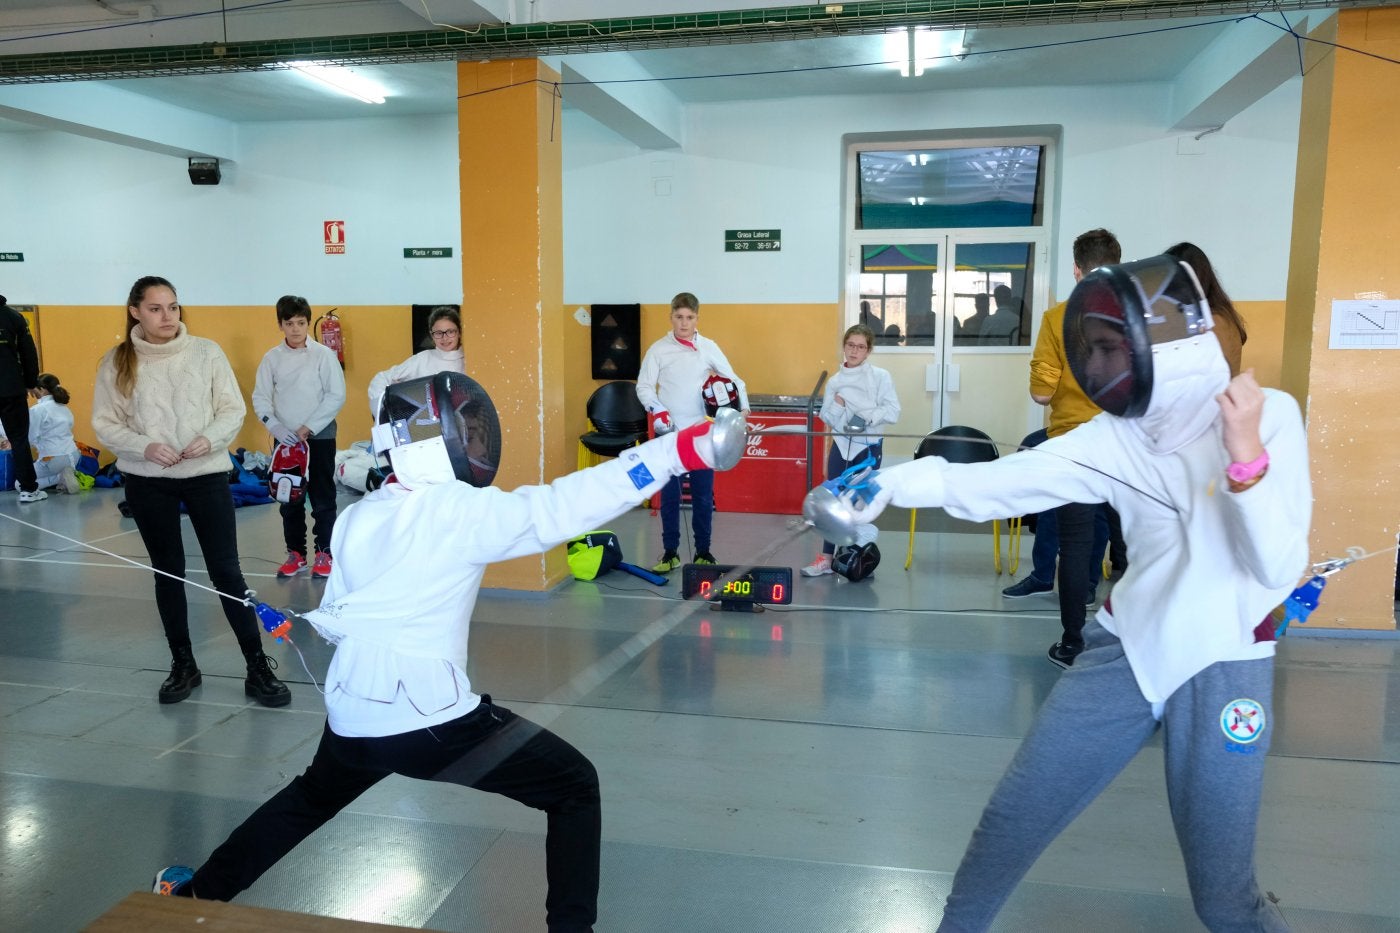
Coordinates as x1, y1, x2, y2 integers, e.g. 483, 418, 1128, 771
847, 234, 1045, 446
944, 236, 1047, 445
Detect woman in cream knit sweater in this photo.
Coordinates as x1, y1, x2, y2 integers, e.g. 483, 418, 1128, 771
92, 276, 290, 708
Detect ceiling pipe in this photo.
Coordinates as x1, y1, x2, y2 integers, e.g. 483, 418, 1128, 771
0, 0, 1380, 84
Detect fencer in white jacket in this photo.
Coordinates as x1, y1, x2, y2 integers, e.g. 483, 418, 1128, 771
815, 256, 1307, 932
27, 376, 80, 491
153, 372, 747, 933
805, 324, 899, 576
634, 293, 748, 572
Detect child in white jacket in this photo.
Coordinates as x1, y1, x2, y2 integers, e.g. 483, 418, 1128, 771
804, 324, 900, 577
29, 373, 81, 494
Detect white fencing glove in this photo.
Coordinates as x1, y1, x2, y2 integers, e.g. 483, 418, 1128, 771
263, 418, 300, 447
651, 410, 675, 435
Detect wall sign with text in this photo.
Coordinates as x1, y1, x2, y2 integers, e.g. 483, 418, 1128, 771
725, 229, 780, 252
324, 220, 345, 255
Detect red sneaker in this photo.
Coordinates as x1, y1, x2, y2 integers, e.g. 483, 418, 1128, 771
312, 550, 332, 579
276, 551, 308, 578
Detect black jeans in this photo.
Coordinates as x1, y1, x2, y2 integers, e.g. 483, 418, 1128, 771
0, 393, 37, 492
1054, 501, 1098, 648
192, 699, 601, 933
123, 471, 261, 655
281, 436, 337, 555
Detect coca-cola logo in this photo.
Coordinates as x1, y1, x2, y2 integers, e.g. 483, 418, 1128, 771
745, 420, 769, 457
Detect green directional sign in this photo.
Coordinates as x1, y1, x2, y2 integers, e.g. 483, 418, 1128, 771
403, 247, 453, 259
725, 229, 780, 252
0, 252, 23, 262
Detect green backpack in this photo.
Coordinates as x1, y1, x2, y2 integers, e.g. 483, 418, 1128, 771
566, 531, 623, 581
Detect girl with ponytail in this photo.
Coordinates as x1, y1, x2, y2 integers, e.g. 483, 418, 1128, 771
29, 372, 81, 493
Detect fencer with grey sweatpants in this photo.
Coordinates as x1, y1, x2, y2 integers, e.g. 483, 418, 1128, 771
864, 328, 1310, 931
938, 620, 1286, 932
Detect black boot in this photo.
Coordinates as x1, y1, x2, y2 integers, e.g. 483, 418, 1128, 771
158, 646, 202, 704
244, 651, 291, 708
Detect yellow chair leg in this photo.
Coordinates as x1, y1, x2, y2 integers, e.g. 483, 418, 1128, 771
1008, 516, 1022, 576
993, 518, 1003, 574
905, 508, 917, 570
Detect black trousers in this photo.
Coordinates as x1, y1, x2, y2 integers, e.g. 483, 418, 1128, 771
0, 393, 37, 492
191, 699, 601, 933
1054, 501, 1098, 648
280, 436, 337, 555
123, 471, 262, 655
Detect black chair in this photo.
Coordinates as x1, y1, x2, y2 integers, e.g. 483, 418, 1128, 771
577, 381, 648, 468
904, 425, 1021, 574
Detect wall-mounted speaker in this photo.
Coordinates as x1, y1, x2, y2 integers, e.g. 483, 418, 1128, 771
188, 157, 221, 185
591, 304, 641, 379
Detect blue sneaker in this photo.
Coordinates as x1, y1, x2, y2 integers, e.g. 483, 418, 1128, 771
153, 865, 194, 897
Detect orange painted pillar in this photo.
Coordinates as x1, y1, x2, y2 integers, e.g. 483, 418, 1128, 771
1283, 9, 1400, 630
458, 59, 569, 591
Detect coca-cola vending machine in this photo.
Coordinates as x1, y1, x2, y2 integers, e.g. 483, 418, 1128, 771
714, 396, 825, 515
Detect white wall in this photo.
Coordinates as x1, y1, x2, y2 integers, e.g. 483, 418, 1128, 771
562, 77, 1302, 306
0, 74, 1301, 312
0, 114, 462, 306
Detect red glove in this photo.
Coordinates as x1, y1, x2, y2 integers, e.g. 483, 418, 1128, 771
651, 410, 674, 435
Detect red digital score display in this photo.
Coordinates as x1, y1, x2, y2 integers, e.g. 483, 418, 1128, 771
682, 564, 793, 606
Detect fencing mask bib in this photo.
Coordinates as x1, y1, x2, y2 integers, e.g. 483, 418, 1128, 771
702, 374, 740, 417
269, 440, 309, 504
373, 372, 502, 488
832, 542, 881, 582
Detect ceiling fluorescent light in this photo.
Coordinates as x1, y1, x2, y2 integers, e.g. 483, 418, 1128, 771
288, 62, 386, 104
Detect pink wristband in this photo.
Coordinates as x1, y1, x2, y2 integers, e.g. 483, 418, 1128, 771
1226, 450, 1269, 484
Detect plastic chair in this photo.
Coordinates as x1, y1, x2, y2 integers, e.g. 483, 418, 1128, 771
578, 381, 649, 469
903, 425, 1021, 574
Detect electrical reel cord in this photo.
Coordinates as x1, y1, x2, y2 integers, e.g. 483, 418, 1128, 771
0, 509, 325, 693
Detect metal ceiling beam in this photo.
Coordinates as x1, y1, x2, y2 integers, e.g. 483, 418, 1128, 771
0, 0, 1384, 84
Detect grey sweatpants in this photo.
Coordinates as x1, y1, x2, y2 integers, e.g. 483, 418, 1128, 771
938, 621, 1289, 932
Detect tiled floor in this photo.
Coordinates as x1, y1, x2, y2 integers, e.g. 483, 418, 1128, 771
3, 487, 1398, 931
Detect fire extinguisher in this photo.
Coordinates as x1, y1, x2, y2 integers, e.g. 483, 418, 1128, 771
314, 308, 344, 368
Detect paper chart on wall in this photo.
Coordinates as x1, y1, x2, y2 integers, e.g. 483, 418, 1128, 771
1328, 299, 1400, 350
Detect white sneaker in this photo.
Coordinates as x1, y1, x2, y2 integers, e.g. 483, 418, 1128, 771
801, 554, 833, 577
60, 470, 82, 495
17, 489, 48, 503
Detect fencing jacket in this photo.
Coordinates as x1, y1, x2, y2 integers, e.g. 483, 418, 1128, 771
819, 360, 901, 460
876, 340, 1310, 707
367, 347, 465, 417
28, 395, 77, 460
636, 331, 748, 429
305, 431, 696, 738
